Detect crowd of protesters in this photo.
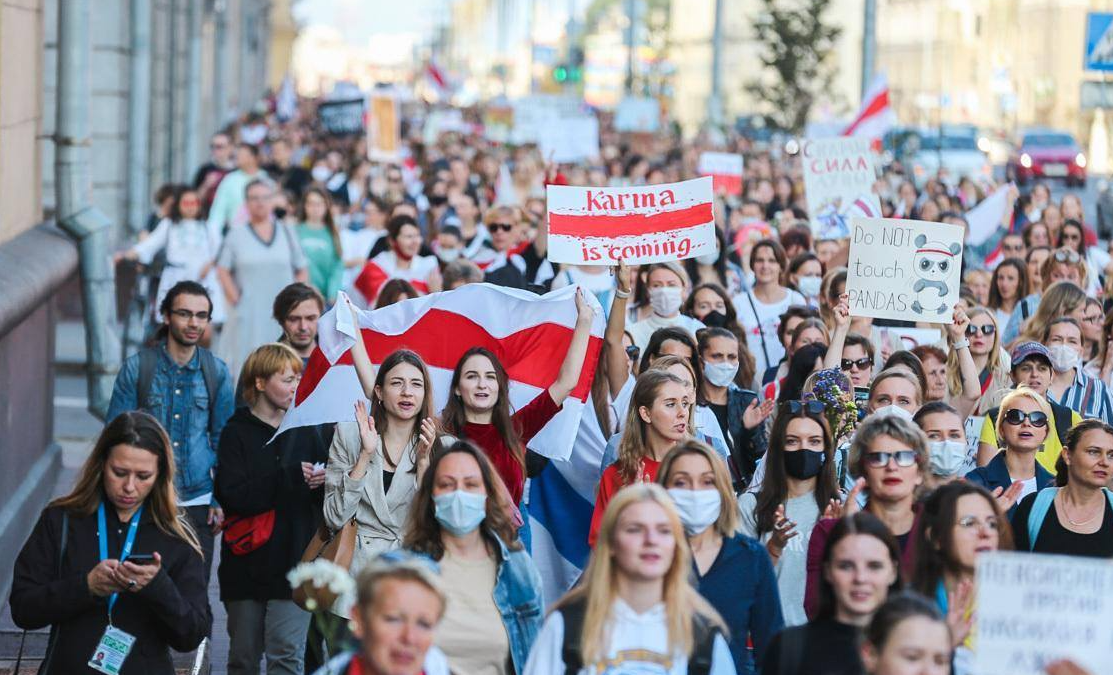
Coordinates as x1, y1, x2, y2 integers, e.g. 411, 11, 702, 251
9, 89, 1113, 675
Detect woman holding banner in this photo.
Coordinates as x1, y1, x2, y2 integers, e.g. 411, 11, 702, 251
734, 239, 805, 387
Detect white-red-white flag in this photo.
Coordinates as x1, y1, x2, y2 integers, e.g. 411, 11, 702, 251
351, 251, 440, 306
277, 285, 605, 460
842, 74, 897, 140
426, 61, 451, 99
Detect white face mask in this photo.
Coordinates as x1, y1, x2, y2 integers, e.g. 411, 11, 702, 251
872, 404, 915, 421
1047, 344, 1080, 373
696, 252, 719, 266
928, 440, 968, 477
667, 488, 722, 535
436, 247, 462, 264
648, 286, 683, 317
311, 165, 331, 182
703, 361, 739, 388
797, 275, 822, 298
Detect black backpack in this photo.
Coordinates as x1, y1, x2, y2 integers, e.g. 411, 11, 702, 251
558, 596, 720, 675
136, 347, 221, 429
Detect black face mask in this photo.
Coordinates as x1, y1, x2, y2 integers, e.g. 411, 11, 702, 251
784, 449, 826, 480
428, 195, 448, 207
702, 310, 728, 328
273, 207, 288, 220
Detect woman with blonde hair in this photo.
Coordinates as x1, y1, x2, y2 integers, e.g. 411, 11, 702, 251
1005, 257, 1089, 345
657, 441, 783, 673
11, 412, 209, 674
524, 483, 735, 675
945, 307, 1011, 416
1017, 280, 1089, 346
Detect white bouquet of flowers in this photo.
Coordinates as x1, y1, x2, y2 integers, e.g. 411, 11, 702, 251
287, 559, 356, 616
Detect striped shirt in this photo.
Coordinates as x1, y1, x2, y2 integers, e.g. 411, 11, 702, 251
1050, 367, 1113, 425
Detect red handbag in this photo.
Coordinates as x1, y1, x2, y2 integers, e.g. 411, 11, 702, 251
222, 510, 276, 555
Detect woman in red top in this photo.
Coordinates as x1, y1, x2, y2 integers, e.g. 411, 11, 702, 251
440, 290, 595, 507
588, 370, 691, 545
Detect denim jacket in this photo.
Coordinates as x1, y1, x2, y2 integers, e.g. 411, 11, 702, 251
491, 533, 545, 675
107, 344, 235, 502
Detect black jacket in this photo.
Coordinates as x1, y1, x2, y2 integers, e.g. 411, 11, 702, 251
10, 504, 210, 675
214, 407, 331, 601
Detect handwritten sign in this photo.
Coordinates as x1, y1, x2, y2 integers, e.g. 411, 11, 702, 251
846, 218, 963, 324
546, 177, 716, 266
538, 115, 600, 163
802, 138, 881, 240
367, 95, 400, 161
318, 98, 365, 136
698, 152, 744, 195
975, 551, 1113, 675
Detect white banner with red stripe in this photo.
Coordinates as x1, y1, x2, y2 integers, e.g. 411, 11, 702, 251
546, 177, 717, 266
698, 152, 744, 196
276, 284, 605, 460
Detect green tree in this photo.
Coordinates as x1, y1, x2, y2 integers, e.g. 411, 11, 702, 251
745, 0, 842, 134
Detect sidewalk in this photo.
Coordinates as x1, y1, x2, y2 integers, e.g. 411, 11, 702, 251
0, 320, 228, 674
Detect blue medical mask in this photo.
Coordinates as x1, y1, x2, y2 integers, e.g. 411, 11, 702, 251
433, 490, 487, 536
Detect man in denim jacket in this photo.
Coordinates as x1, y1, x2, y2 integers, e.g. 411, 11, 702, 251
107, 280, 235, 584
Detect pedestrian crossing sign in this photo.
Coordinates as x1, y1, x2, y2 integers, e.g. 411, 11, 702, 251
1085, 12, 1113, 71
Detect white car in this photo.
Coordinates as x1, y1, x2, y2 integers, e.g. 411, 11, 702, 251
907, 134, 993, 188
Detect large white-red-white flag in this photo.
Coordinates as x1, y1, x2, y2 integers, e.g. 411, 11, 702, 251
842, 73, 897, 140
277, 284, 605, 460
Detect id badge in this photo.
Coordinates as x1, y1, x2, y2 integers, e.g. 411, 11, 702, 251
88, 625, 135, 674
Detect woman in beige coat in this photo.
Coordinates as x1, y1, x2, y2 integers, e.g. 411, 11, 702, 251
323, 322, 440, 575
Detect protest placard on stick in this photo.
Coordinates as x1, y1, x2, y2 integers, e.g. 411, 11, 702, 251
802, 138, 882, 240
546, 177, 717, 266
367, 95, 400, 161
975, 551, 1113, 675
846, 218, 964, 324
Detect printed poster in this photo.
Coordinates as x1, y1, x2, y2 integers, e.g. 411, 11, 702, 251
802, 138, 881, 240
546, 177, 717, 266
698, 152, 744, 195
846, 218, 964, 324
318, 98, 365, 136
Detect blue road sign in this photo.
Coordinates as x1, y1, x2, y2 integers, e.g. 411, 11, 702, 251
1085, 12, 1113, 71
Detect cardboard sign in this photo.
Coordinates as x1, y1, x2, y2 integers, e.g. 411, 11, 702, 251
318, 98, 365, 136
538, 116, 600, 163
698, 152, 744, 195
846, 218, 964, 324
802, 138, 881, 240
546, 177, 717, 266
614, 97, 660, 132
975, 551, 1113, 675
367, 95, 400, 162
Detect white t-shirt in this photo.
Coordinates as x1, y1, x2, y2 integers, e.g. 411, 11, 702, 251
733, 289, 806, 388
626, 314, 706, 353
1017, 476, 1039, 501
739, 491, 820, 627
339, 228, 384, 288
523, 599, 735, 675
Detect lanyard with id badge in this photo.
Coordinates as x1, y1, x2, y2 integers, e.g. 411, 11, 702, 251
88, 502, 144, 675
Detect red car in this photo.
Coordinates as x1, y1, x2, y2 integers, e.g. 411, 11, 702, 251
1008, 129, 1087, 187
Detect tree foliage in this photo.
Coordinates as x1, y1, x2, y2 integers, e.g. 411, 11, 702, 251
745, 0, 842, 134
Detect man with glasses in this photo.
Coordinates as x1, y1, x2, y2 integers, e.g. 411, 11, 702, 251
107, 280, 235, 586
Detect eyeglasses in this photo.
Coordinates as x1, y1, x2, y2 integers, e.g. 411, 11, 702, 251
965, 324, 996, 336
841, 357, 872, 372
1052, 249, 1081, 263
1082, 314, 1102, 326
1002, 408, 1048, 427
864, 450, 918, 468
488, 222, 515, 233
783, 400, 825, 415
210, 142, 228, 150
956, 515, 999, 531
168, 309, 211, 322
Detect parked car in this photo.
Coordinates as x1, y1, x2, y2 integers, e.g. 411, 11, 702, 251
1007, 128, 1087, 187
907, 132, 992, 188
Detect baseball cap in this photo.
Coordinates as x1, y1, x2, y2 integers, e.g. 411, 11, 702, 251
1010, 341, 1052, 368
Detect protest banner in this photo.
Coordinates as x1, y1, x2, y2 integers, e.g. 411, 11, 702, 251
846, 218, 964, 324
318, 98, 365, 136
802, 138, 882, 240
698, 152, 744, 195
546, 177, 716, 266
538, 115, 600, 163
614, 97, 660, 132
975, 551, 1113, 675
367, 94, 400, 161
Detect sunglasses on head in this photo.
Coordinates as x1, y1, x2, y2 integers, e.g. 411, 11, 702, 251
783, 400, 825, 415
965, 324, 995, 336
1002, 408, 1048, 427
1053, 249, 1081, 263
841, 357, 872, 372
625, 345, 640, 360
488, 222, 515, 233
865, 450, 918, 468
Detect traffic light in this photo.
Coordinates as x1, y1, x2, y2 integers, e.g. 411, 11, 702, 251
552, 65, 568, 83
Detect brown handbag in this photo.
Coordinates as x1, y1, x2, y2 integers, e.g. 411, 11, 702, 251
292, 519, 357, 611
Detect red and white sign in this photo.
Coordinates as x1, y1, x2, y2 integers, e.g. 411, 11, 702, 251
277, 285, 605, 461
698, 152, 744, 195
546, 177, 717, 266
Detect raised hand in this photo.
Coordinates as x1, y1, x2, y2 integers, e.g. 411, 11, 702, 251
743, 398, 775, 430
945, 577, 975, 648
354, 400, 378, 457
767, 504, 799, 560
615, 259, 632, 296
991, 482, 1024, 513
833, 293, 851, 329
946, 305, 970, 342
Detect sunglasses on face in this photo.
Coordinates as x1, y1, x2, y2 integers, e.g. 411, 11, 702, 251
864, 450, 918, 468
841, 357, 872, 372
1002, 408, 1048, 427
783, 400, 825, 415
488, 222, 515, 233
965, 324, 996, 336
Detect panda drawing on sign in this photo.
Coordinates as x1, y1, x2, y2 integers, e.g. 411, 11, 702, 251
910, 234, 960, 316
